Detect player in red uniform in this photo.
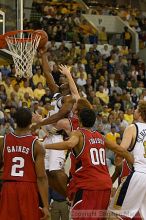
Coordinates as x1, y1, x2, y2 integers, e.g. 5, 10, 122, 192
0, 107, 49, 220
44, 108, 134, 220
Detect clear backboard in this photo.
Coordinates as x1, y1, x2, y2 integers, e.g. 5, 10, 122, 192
0, 0, 24, 34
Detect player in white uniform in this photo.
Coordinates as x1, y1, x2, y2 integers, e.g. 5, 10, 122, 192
44, 93, 65, 172
32, 53, 77, 196
108, 100, 146, 219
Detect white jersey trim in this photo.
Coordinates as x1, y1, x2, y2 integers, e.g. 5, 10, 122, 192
72, 199, 83, 209
11, 132, 32, 138
32, 138, 38, 162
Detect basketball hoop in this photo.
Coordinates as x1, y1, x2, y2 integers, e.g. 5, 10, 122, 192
0, 30, 41, 78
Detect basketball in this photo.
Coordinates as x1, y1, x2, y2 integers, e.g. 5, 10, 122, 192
34, 30, 48, 49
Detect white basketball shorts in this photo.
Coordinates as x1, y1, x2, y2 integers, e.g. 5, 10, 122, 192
43, 134, 65, 171
108, 171, 146, 219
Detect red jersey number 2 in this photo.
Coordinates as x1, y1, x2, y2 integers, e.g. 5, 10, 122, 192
11, 157, 24, 177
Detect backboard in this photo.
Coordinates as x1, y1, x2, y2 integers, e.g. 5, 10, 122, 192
0, 0, 23, 34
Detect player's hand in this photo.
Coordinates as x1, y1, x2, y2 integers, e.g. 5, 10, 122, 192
38, 42, 49, 57
32, 112, 43, 123
114, 154, 123, 166
40, 207, 50, 220
58, 64, 71, 77
31, 123, 40, 132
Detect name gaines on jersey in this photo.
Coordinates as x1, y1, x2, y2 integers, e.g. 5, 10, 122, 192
7, 146, 30, 154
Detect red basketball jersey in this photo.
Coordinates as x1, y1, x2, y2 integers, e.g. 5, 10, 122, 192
68, 115, 79, 131
118, 159, 132, 185
70, 128, 112, 191
2, 133, 37, 182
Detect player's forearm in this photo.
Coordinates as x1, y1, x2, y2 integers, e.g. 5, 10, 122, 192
45, 140, 73, 150
37, 175, 49, 208
121, 151, 134, 165
105, 139, 134, 164
66, 74, 80, 100
41, 55, 58, 93
37, 111, 68, 127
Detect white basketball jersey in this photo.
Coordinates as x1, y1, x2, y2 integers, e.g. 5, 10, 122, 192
49, 93, 62, 116
132, 122, 146, 173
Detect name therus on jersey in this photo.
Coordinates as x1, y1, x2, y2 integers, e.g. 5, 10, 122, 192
89, 138, 104, 145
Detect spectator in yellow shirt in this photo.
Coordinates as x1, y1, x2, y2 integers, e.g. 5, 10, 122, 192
124, 108, 134, 124
19, 79, 34, 100
105, 125, 120, 142
34, 82, 46, 100
22, 92, 33, 108
99, 27, 108, 44
1, 77, 14, 99
96, 85, 109, 105
32, 66, 46, 87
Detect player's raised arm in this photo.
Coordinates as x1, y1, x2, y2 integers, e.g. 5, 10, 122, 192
59, 64, 80, 101
105, 138, 134, 164
34, 140, 50, 219
44, 130, 80, 150
41, 51, 59, 94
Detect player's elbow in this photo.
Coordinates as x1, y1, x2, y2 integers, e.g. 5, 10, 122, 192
67, 140, 74, 149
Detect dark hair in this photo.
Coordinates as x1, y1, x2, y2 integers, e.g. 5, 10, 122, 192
14, 107, 32, 128
79, 108, 96, 128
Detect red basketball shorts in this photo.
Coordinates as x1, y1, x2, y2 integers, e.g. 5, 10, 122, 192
0, 181, 41, 220
71, 189, 111, 220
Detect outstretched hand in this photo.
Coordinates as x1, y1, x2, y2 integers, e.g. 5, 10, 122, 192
32, 112, 43, 123
31, 123, 40, 132
58, 64, 71, 77
38, 42, 49, 57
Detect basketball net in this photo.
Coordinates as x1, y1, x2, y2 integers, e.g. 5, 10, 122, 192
2, 31, 41, 78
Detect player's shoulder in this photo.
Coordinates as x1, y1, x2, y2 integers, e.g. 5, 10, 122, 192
125, 123, 136, 131
70, 129, 82, 137
33, 139, 45, 156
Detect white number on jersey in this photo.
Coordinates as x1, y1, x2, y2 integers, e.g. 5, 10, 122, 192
11, 157, 24, 177
90, 148, 106, 165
